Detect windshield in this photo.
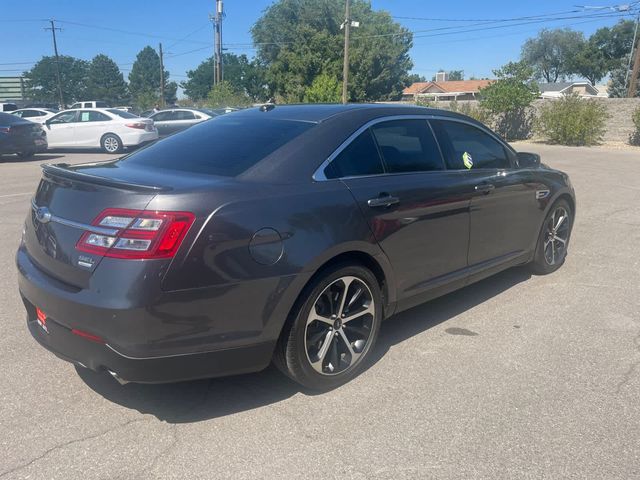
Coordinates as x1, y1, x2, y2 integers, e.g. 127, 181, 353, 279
119, 115, 313, 177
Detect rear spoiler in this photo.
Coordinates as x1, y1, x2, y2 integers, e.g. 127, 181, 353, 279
41, 163, 172, 193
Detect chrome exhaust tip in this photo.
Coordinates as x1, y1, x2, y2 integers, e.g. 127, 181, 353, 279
108, 370, 129, 385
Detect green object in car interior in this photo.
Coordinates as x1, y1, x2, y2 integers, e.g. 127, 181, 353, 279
463, 151, 473, 169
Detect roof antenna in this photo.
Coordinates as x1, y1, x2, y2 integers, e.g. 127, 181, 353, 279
259, 101, 275, 112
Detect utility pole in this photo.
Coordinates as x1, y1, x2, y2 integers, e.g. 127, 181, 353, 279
211, 0, 224, 85
159, 42, 165, 107
341, 0, 350, 104
627, 13, 640, 98
44, 20, 64, 109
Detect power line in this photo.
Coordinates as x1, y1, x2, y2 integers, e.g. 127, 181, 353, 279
54, 19, 211, 46
166, 23, 211, 51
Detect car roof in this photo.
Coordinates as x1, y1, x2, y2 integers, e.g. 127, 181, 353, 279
227, 103, 475, 125
235, 103, 493, 183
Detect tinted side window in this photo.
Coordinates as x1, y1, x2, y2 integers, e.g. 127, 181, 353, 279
371, 119, 443, 173
151, 112, 168, 121
431, 120, 511, 170
325, 129, 384, 179
176, 111, 196, 120
163, 111, 181, 121
95, 101, 109, 108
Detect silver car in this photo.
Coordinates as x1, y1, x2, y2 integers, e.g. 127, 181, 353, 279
148, 108, 218, 137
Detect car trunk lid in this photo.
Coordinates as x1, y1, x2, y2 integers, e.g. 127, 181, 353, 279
25, 164, 160, 289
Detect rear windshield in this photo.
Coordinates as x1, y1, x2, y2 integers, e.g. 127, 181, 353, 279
120, 115, 314, 177
107, 109, 138, 118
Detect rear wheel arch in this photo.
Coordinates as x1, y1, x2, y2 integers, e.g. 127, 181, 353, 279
276, 249, 394, 348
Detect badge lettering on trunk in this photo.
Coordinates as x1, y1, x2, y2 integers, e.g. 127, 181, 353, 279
77, 255, 95, 269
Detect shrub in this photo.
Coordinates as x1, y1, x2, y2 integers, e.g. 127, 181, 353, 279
415, 96, 434, 107
631, 107, 640, 146
448, 100, 494, 126
535, 93, 609, 146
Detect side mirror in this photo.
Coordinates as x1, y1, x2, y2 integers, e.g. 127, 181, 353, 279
517, 152, 541, 168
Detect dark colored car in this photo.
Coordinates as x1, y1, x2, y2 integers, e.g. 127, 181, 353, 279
0, 112, 47, 160
17, 104, 575, 390
147, 108, 217, 137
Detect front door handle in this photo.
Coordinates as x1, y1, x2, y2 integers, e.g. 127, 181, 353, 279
367, 194, 400, 208
474, 183, 496, 194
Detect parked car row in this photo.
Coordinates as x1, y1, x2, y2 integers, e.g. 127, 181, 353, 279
1, 102, 239, 159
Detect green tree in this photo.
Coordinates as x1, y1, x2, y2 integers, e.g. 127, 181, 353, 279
182, 54, 268, 102
128, 46, 172, 107
403, 73, 426, 86
251, 0, 413, 102
24, 55, 89, 106
608, 66, 640, 98
165, 81, 178, 105
304, 73, 341, 102
206, 81, 251, 108
571, 20, 637, 87
590, 20, 636, 70
521, 28, 585, 83
571, 41, 609, 85
479, 61, 539, 140
84, 54, 129, 105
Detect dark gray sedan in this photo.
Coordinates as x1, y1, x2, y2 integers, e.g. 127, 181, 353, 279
17, 104, 575, 390
148, 108, 217, 136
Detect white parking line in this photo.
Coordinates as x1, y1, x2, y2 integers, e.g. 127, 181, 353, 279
0, 192, 31, 199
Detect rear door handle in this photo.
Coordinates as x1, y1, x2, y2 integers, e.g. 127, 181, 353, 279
367, 194, 400, 208
474, 183, 495, 194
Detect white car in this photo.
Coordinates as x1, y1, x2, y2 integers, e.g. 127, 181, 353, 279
69, 101, 110, 109
12, 108, 57, 125
44, 108, 158, 153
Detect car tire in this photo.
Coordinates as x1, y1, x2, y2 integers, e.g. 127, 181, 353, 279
530, 199, 573, 275
101, 133, 123, 154
16, 150, 35, 160
274, 263, 383, 390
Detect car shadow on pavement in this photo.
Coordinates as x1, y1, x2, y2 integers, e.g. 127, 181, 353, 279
77, 266, 532, 423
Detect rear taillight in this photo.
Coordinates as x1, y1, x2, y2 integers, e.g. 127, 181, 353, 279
76, 208, 195, 259
0, 126, 10, 134
125, 122, 147, 129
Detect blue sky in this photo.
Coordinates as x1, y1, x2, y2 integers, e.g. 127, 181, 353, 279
1, 0, 636, 93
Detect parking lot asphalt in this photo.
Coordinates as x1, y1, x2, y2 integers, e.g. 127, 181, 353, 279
0, 144, 639, 479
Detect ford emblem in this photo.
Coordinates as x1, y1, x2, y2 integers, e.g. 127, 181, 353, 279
36, 207, 52, 224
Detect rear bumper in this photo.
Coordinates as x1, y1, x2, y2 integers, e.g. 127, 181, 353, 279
16, 244, 285, 383
121, 130, 158, 147
24, 305, 275, 383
